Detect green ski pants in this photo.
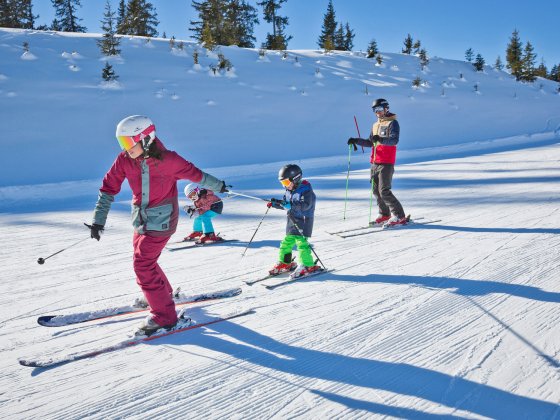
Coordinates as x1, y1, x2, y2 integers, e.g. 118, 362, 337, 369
279, 235, 314, 267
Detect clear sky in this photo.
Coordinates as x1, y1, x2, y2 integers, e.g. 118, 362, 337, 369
32, 0, 560, 68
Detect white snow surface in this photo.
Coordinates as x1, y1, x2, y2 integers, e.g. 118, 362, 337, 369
0, 29, 560, 419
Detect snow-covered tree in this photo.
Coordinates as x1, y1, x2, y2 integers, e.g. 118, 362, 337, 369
51, 0, 86, 32
102, 62, 118, 82
97, 0, 121, 56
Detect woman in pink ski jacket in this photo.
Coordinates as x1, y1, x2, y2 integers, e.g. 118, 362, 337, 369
86, 115, 229, 336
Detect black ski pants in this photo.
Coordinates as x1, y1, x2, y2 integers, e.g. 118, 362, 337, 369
370, 163, 405, 218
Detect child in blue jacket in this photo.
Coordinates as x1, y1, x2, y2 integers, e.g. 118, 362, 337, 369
267, 164, 321, 278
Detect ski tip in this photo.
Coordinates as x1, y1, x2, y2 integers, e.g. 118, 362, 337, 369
37, 316, 57, 327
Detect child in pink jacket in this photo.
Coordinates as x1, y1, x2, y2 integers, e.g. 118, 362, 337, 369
183, 183, 224, 243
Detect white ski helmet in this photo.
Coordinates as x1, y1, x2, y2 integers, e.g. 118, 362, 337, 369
115, 115, 156, 151
184, 183, 200, 198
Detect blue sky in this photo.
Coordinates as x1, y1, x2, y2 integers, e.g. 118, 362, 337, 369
33, 0, 560, 67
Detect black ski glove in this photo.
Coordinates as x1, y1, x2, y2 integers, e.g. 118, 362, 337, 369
347, 138, 359, 151
267, 198, 285, 210
371, 135, 381, 142
183, 205, 196, 218
84, 223, 104, 241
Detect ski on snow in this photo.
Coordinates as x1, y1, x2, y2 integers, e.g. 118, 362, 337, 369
20, 308, 255, 368
326, 216, 441, 238
262, 269, 333, 290
37, 287, 242, 327
165, 239, 238, 251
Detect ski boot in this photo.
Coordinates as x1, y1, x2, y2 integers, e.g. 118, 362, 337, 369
134, 315, 177, 337
184, 231, 203, 242
196, 232, 223, 244
369, 214, 390, 227
384, 215, 408, 228
290, 264, 323, 279
268, 261, 297, 276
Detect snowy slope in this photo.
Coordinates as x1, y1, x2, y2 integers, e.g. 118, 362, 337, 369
1, 143, 560, 418
0, 28, 559, 188
1, 28, 560, 419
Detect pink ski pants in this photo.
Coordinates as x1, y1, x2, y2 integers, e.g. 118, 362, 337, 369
132, 232, 177, 326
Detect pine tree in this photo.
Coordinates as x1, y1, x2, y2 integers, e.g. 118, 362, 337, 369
535, 59, 547, 79
366, 39, 378, 58
317, 0, 337, 49
201, 21, 215, 50
506, 29, 523, 81
419, 48, 429, 70
344, 22, 354, 51
97, 0, 121, 56
257, 0, 291, 50
0, 0, 37, 29
120, 0, 159, 37
102, 61, 118, 82
323, 35, 334, 53
412, 39, 421, 55
520, 41, 536, 82
190, 0, 258, 48
116, 0, 126, 33
333, 23, 344, 50
465, 47, 474, 62
376, 53, 383, 65
549, 64, 559, 82
473, 53, 485, 71
402, 34, 413, 54
224, 0, 259, 48
494, 55, 504, 71
51, 0, 86, 32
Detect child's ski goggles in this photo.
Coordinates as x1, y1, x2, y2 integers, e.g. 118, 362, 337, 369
372, 105, 386, 113
279, 178, 293, 187
116, 125, 155, 150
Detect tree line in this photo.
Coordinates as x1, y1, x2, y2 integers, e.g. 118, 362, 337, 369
2, 0, 558, 84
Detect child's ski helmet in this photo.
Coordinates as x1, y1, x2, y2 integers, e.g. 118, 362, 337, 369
116, 115, 156, 151
278, 164, 302, 187
184, 183, 200, 198
372, 98, 389, 110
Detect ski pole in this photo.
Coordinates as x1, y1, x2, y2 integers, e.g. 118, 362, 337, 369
285, 212, 327, 269
343, 144, 352, 221
353, 115, 364, 153
241, 206, 270, 258
227, 190, 268, 202
37, 236, 89, 265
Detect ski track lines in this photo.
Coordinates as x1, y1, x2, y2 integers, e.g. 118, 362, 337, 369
3, 145, 560, 418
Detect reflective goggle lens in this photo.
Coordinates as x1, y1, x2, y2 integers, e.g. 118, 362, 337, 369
279, 178, 292, 187
117, 135, 137, 151
372, 106, 386, 113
